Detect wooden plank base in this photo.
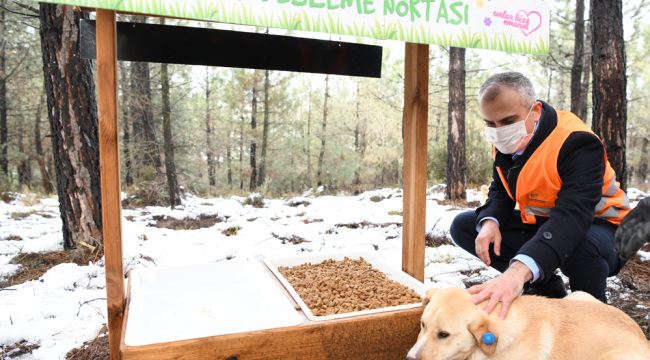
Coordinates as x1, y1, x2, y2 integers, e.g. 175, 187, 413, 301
122, 308, 422, 360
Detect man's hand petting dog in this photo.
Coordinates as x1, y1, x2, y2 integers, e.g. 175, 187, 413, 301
475, 219, 501, 266
466, 261, 533, 320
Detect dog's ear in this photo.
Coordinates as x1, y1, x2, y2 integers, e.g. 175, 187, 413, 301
422, 288, 440, 306
467, 316, 499, 356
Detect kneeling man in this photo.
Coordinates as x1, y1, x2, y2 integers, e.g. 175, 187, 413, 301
450, 72, 630, 319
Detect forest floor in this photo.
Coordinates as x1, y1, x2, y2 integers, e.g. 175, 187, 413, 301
0, 186, 648, 359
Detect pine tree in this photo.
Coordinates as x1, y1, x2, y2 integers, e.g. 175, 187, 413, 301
317, 75, 329, 187
570, 0, 585, 116
39, 4, 103, 249
591, 0, 627, 189
446, 47, 466, 200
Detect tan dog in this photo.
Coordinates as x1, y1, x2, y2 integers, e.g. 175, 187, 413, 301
407, 287, 650, 360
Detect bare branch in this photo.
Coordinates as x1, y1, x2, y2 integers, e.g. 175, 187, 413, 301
12, 0, 39, 14
0, 3, 39, 17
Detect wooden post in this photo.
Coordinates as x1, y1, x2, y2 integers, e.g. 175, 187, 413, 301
402, 43, 429, 283
96, 9, 124, 360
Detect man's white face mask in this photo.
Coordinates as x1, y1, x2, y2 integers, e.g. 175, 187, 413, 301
484, 103, 536, 154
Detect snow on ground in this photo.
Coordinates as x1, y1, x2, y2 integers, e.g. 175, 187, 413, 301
1, 186, 646, 359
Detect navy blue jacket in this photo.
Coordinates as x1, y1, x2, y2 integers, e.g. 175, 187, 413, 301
475, 101, 617, 281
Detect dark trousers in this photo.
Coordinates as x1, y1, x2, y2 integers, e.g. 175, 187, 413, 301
449, 210, 623, 302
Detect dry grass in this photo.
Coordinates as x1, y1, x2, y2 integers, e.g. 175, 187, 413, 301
608, 255, 650, 339
434, 199, 481, 208
460, 267, 490, 288
425, 231, 454, 248
11, 211, 34, 219
66, 326, 109, 360
336, 221, 402, 229
388, 210, 403, 216
122, 182, 171, 209
1, 340, 41, 358
152, 214, 224, 230
272, 232, 309, 244
302, 218, 323, 224
240, 196, 265, 208
287, 199, 311, 207
1, 234, 22, 241
222, 226, 242, 236
325, 221, 402, 234
0, 249, 102, 289
1, 191, 16, 203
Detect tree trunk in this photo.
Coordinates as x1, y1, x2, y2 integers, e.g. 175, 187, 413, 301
257, 69, 270, 188
119, 62, 133, 186
547, 69, 553, 103
290, 149, 294, 192
160, 27, 180, 208
250, 72, 258, 190
557, 78, 566, 111
354, 80, 361, 186
317, 75, 329, 186
18, 124, 31, 187
635, 137, 649, 186
240, 116, 244, 190
570, 0, 584, 115
130, 15, 162, 174
591, 0, 627, 190
39, 4, 103, 249
129, 61, 141, 169
579, 23, 592, 122
434, 107, 441, 141
0, 7, 6, 176
205, 69, 216, 187
226, 132, 232, 187
306, 85, 312, 186
446, 47, 466, 200
34, 95, 53, 193
46, 152, 55, 187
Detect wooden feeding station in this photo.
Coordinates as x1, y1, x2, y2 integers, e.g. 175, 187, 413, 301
45, 0, 550, 358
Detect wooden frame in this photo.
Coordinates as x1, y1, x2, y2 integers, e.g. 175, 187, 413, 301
118, 267, 423, 360
93, 11, 429, 360
96, 9, 126, 360
402, 43, 429, 283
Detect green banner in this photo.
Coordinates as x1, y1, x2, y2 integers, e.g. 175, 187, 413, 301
49, 0, 550, 54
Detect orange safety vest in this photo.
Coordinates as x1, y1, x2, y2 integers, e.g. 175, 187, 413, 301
493, 111, 630, 226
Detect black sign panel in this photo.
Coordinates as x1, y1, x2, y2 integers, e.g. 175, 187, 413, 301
80, 20, 382, 78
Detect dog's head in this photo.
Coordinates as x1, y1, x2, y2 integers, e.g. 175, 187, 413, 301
406, 288, 500, 360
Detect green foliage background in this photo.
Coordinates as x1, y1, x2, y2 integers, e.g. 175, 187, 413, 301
1, 0, 649, 201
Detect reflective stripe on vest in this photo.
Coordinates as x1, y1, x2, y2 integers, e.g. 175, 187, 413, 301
523, 206, 551, 216
593, 174, 630, 220
492, 110, 630, 226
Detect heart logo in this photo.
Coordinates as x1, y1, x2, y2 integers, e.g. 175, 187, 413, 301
517, 10, 542, 37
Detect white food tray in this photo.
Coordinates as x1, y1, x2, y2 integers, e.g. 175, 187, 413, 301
124, 261, 303, 346
264, 251, 426, 322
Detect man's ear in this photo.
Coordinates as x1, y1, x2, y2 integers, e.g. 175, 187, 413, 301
532, 101, 543, 122
422, 288, 440, 306
467, 316, 499, 356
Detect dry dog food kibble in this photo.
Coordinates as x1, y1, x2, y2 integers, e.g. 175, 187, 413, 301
278, 257, 422, 316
